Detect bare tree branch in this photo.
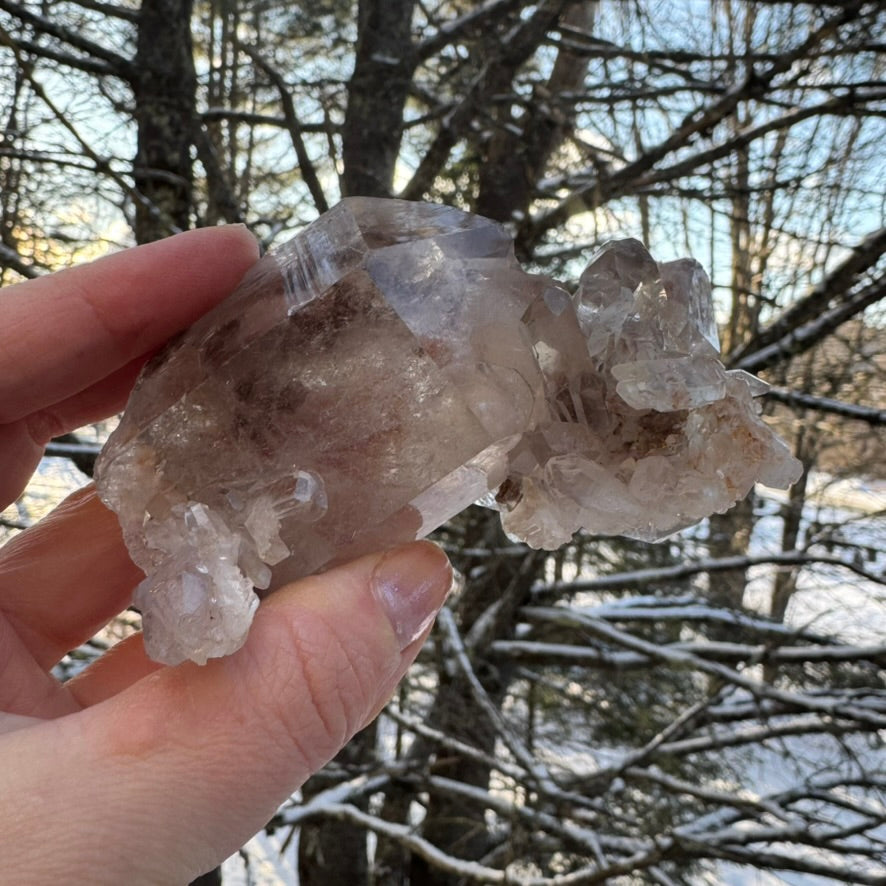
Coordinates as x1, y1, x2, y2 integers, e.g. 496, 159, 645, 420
0, 240, 38, 277
5, 35, 121, 76
400, 0, 570, 202
521, 607, 886, 727
238, 42, 328, 214
731, 225, 886, 368
765, 386, 886, 425
416, 0, 525, 61
201, 107, 331, 133
0, 0, 134, 78
534, 550, 886, 598
0, 23, 174, 236
68, 0, 138, 22
524, 0, 874, 243
437, 607, 557, 791
492, 638, 886, 669
632, 89, 885, 194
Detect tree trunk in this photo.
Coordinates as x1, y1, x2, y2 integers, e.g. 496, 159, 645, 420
133, 0, 197, 243
409, 509, 545, 885
341, 0, 416, 197
476, 1, 596, 228
770, 434, 811, 623
706, 496, 755, 612
297, 727, 372, 885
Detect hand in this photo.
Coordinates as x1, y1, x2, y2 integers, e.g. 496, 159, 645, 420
0, 229, 452, 883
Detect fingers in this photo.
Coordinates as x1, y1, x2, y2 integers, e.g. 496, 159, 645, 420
0, 226, 258, 508
26, 356, 147, 443
0, 486, 143, 669
65, 632, 162, 708
0, 612, 82, 719
0, 543, 452, 883
0, 359, 144, 508
0, 420, 44, 514
0, 225, 259, 425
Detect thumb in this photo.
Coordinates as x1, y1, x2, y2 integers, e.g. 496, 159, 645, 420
0, 542, 452, 884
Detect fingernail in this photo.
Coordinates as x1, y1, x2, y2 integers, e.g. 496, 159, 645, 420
371, 542, 453, 650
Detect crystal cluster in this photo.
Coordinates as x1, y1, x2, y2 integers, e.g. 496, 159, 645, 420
95, 198, 801, 665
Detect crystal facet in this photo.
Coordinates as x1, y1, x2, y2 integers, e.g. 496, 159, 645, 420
95, 198, 802, 665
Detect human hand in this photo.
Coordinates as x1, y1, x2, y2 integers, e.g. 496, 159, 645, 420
0, 229, 452, 882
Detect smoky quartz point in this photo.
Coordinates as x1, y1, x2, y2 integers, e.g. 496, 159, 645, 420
95, 198, 801, 665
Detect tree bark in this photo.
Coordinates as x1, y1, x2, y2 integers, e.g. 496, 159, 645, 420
132, 0, 197, 242
298, 729, 371, 885
476, 1, 596, 227
188, 868, 221, 886
410, 509, 545, 885
341, 0, 416, 197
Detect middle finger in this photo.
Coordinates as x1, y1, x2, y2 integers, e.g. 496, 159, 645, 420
0, 486, 143, 669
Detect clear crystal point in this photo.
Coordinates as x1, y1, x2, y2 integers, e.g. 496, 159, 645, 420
95, 198, 802, 665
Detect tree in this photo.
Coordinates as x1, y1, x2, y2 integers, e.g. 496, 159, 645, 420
2, 1, 884, 882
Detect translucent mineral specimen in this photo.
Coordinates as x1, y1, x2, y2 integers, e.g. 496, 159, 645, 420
95, 198, 801, 665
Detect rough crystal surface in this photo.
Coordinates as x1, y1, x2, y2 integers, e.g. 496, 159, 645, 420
95, 198, 802, 665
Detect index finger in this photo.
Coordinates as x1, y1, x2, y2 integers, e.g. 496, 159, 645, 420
0, 226, 259, 425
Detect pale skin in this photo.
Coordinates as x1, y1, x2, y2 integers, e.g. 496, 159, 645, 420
0, 226, 452, 883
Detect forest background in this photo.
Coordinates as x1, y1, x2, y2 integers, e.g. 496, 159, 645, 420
0, 1, 884, 883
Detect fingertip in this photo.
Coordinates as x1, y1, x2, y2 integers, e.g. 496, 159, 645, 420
370, 541, 453, 650
176, 223, 260, 265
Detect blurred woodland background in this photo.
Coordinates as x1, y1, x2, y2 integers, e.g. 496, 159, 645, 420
1, 1, 884, 883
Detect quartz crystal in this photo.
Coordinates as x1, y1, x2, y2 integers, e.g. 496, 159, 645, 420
95, 198, 802, 665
